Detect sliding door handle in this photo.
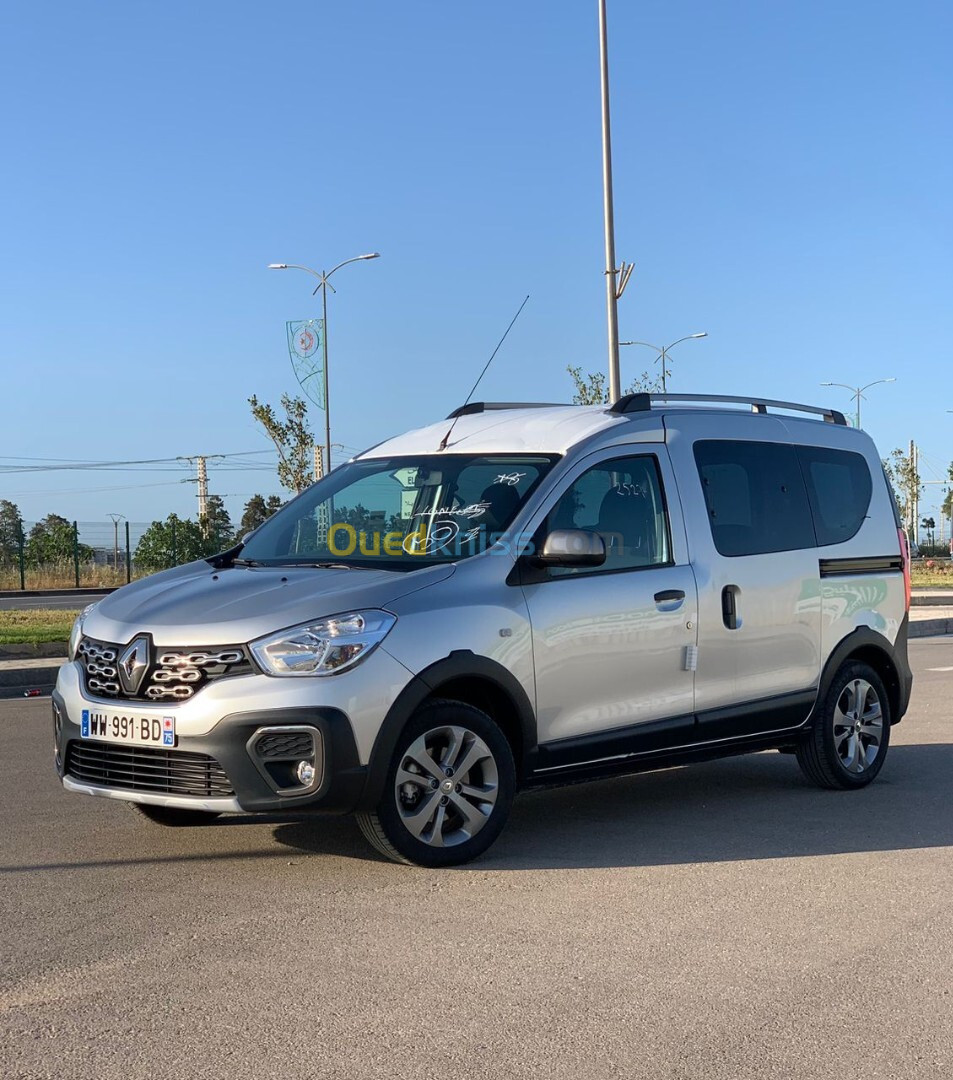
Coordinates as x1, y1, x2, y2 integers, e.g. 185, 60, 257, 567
722, 585, 741, 630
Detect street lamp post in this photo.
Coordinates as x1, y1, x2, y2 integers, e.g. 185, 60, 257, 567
619, 333, 708, 393
107, 514, 125, 572
819, 378, 896, 429
268, 253, 380, 474
598, 0, 621, 402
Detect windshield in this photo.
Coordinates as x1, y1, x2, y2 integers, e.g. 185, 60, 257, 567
239, 454, 556, 570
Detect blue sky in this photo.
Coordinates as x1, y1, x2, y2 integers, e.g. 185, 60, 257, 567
1, 0, 950, 531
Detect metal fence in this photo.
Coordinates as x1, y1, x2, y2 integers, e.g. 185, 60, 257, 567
0, 521, 184, 591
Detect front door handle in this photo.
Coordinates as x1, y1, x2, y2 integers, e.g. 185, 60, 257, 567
654, 589, 686, 603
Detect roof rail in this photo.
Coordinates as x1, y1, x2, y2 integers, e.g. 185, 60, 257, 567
608, 393, 848, 426
445, 401, 566, 419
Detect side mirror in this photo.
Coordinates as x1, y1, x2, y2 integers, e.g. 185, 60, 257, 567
535, 529, 606, 568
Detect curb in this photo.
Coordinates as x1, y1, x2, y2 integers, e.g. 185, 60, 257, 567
0, 641, 69, 661
0, 683, 56, 700
909, 618, 953, 638
0, 663, 63, 697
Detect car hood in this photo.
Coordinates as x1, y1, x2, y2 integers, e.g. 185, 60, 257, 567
83, 559, 455, 646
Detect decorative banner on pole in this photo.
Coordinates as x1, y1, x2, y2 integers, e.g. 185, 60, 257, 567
286, 319, 326, 409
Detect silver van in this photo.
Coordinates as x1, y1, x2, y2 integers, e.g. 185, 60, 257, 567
53, 394, 913, 866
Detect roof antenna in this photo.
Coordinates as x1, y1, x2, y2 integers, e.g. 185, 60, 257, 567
438, 295, 530, 451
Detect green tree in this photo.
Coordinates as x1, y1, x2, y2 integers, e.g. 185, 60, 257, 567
25, 514, 93, 568
134, 514, 209, 573
882, 449, 921, 537
238, 494, 283, 538
921, 516, 936, 547
0, 499, 23, 566
199, 494, 233, 551
566, 365, 658, 405
249, 393, 314, 494
943, 463, 953, 532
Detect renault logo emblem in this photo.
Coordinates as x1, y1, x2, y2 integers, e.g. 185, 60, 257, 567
118, 636, 150, 695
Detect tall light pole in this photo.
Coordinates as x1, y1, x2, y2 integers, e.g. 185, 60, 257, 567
620, 333, 708, 393
597, 0, 633, 403
268, 253, 380, 474
820, 378, 895, 429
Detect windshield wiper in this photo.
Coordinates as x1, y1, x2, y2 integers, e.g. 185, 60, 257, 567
233, 559, 371, 570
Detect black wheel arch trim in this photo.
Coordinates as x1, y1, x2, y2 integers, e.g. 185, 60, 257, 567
812, 618, 912, 728
358, 651, 537, 811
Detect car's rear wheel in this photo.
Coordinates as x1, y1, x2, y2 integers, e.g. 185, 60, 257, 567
356, 700, 516, 867
132, 803, 222, 827
796, 660, 890, 789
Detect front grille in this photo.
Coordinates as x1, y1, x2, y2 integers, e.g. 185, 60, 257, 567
65, 742, 234, 797
254, 732, 315, 759
77, 636, 254, 702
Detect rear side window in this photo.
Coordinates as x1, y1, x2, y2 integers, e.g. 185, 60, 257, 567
694, 441, 815, 556
797, 446, 872, 546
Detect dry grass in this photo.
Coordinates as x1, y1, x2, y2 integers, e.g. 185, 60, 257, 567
911, 561, 953, 588
0, 566, 137, 590
0, 609, 79, 645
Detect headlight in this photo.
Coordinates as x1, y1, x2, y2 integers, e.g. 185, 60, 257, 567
68, 603, 97, 661
250, 610, 396, 677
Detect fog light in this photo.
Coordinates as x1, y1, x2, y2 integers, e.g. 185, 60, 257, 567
296, 760, 316, 786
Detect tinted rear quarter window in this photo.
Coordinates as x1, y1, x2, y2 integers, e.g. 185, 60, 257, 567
797, 446, 873, 546
694, 440, 815, 556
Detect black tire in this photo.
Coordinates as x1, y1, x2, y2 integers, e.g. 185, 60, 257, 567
132, 803, 222, 827
356, 700, 516, 867
796, 660, 891, 789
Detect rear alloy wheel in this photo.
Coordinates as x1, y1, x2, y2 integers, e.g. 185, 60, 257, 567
796, 661, 891, 789
356, 700, 516, 867
132, 803, 222, 827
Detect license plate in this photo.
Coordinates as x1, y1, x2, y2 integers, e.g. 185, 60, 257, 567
80, 709, 176, 747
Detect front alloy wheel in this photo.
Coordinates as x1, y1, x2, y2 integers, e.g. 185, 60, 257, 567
796, 661, 891, 789
356, 701, 515, 866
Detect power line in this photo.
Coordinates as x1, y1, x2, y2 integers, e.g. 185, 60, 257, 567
0, 450, 277, 475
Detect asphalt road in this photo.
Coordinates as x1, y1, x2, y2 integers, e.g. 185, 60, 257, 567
0, 592, 107, 612
2, 639, 952, 1080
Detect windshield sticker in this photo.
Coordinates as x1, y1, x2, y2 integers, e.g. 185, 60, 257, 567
403, 520, 460, 554
411, 502, 490, 520
493, 471, 526, 486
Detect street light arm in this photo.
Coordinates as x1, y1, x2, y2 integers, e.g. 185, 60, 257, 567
325, 253, 380, 281
663, 334, 707, 352
858, 377, 896, 395
269, 263, 324, 282
820, 381, 859, 394
619, 340, 663, 353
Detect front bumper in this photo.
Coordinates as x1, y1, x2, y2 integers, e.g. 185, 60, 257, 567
53, 667, 369, 815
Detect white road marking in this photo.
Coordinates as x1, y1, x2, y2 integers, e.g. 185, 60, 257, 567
927, 666, 953, 672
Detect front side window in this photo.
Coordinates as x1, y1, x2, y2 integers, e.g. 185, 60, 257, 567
694, 440, 815, 556
238, 455, 555, 571
541, 454, 672, 576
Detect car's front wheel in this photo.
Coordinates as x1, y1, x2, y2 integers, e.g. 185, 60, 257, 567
356, 700, 516, 867
132, 803, 222, 827
796, 660, 891, 789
